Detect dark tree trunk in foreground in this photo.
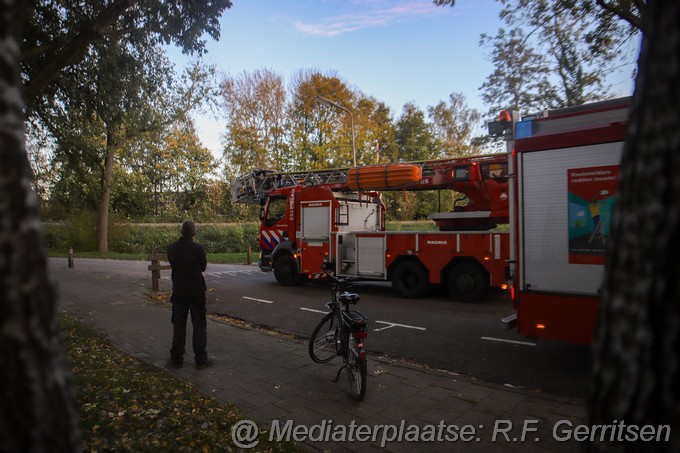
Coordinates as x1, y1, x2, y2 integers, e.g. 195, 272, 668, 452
590, 1, 680, 452
0, 0, 81, 450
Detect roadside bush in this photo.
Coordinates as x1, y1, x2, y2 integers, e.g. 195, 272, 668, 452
198, 223, 259, 253
112, 225, 178, 254
42, 214, 97, 253
44, 221, 259, 255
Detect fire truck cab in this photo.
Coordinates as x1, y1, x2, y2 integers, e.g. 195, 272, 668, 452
258, 183, 384, 286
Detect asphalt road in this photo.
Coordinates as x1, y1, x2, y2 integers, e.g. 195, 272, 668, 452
51, 258, 593, 399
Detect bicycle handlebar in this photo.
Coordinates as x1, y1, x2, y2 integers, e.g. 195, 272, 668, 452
321, 259, 354, 289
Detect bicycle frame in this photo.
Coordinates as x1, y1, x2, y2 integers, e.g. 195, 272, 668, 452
309, 261, 368, 400
328, 285, 367, 355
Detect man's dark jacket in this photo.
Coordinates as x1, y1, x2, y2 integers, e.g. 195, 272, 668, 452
167, 237, 207, 294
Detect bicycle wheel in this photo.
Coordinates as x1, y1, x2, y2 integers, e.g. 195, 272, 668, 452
309, 312, 338, 363
346, 334, 367, 401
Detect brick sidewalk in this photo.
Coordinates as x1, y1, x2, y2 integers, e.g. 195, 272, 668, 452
51, 259, 586, 452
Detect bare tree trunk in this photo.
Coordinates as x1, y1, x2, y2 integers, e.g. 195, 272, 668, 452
590, 1, 680, 452
0, 0, 81, 450
96, 130, 120, 253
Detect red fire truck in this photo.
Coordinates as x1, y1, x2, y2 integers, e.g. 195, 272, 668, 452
232, 154, 511, 301
490, 97, 631, 344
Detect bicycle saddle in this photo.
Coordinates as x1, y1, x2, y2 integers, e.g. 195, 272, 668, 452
338, 291, 360, 304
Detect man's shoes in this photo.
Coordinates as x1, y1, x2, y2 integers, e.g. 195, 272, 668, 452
166, 359, 183, 369
195, 359, 214, 369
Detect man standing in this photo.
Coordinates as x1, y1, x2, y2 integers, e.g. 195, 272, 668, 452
166, 220, 212, 369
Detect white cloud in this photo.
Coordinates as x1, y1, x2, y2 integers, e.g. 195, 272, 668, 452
293, 0, 448, 37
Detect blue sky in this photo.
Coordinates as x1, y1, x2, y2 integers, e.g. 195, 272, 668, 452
169, 0, 637, 157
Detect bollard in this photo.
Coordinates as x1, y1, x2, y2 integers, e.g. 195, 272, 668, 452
150, 254, 160, 291
148, 253, 171, 292
68, 247, 74, 269
247, 245, 252, 265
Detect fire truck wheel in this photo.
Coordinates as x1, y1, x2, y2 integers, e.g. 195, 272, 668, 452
391, 261, 429, 299
447, 263, 488, 302
274, 255, 301, 286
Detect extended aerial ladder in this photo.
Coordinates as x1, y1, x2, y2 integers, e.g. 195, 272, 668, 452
231, 153, 510, 230
231, 167, 352, 204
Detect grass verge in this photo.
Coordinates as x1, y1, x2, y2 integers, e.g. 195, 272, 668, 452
59, 313, 300, 452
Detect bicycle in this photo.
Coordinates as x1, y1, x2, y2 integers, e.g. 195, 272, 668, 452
308, 261, 368, 401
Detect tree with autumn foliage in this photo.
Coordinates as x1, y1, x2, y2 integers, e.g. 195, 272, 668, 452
437, 0, 640, 114
428, 92, 483, 157
286, 70, 360, 169
220, 69, 289, 175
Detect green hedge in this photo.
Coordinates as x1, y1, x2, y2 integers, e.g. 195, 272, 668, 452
42, 217, 450, 256
43, 215, 98, 252
44, 218, 259, 255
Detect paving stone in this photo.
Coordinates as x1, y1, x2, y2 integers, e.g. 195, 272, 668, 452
51, 260, 588, 453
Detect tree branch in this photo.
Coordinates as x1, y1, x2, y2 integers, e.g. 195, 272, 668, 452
23, 0, 133, 107
595, 0, 644, 33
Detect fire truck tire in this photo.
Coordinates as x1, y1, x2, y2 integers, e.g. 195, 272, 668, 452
391, 261, 429, 299
274, 255, 301, 286
447, 263, 488, 302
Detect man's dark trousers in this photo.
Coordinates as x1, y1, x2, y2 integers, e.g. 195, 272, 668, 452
170, 291, 208, 365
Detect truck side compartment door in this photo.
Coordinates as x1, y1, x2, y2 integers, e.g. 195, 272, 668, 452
300, 201, 331, 276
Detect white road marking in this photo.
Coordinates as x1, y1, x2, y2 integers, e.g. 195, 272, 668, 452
300, 307, 328, 315
205, 270, 258, 277
301, 308, 427, 332
481, 336, 536, 346
373, 320, 427, 332
241, 296, 273, 304
167, 270, 258, 280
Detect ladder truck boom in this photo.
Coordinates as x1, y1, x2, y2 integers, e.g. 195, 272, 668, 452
231, 153, 510, 229
231, 167, 352, 204
231, 163, 426, 205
